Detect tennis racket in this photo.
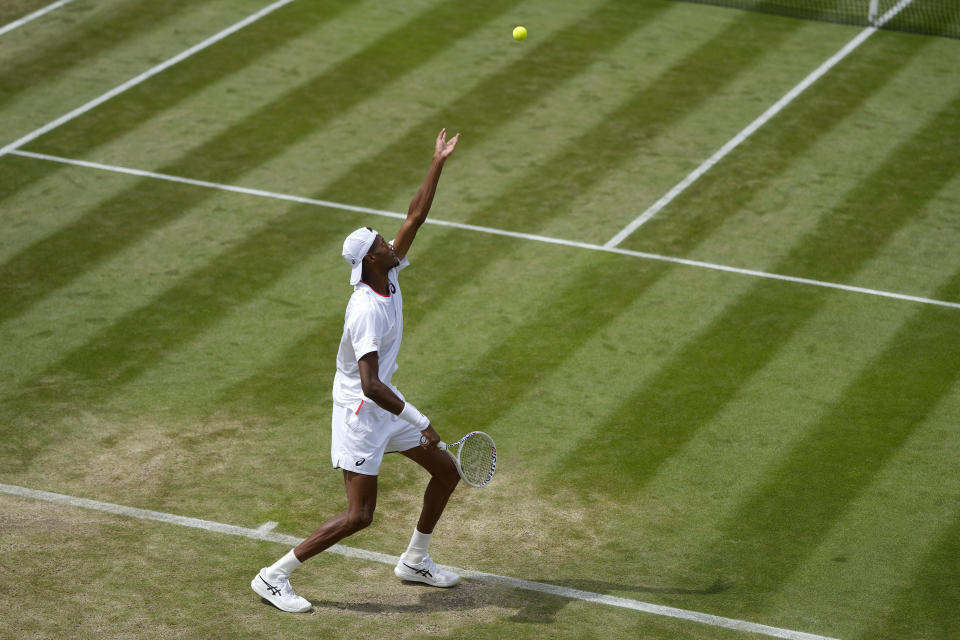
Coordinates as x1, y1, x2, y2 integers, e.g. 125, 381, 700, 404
422, 431, 497, 488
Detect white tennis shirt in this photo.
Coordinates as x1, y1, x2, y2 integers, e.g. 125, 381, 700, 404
332, 257, 409, 412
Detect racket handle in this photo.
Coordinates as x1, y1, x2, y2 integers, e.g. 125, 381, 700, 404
419, 434, 448, 450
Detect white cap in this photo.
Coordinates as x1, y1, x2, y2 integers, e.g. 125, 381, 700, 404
342, 227, 378, 285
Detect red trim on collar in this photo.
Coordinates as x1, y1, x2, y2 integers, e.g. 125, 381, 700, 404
360, 281, 391, 297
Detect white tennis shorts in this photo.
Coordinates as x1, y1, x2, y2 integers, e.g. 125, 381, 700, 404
331, 401, 423, 476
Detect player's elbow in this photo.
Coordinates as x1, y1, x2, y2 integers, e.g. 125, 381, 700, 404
359, 378, 377, 399
360, 377, 385, 403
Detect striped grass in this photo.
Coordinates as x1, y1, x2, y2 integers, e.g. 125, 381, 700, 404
1, 1, 959, 638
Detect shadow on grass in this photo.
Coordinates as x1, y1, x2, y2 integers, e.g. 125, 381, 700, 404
267, 575, 731, 624
506, 577, 732, 624
303, 579, 495, 615
553, 577, 732, 597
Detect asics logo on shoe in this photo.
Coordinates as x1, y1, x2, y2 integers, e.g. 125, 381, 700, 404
355, 458, 365, 466
259, 575, 282, 596
402, 562, 432, 578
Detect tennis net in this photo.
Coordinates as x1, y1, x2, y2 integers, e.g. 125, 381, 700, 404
673, 0, 960, 38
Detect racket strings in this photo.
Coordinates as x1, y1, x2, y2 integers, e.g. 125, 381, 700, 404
458, 434, 495, 486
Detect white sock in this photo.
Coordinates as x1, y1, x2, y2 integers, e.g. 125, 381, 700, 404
403, 528, 432, 564
265, 549, 301, 578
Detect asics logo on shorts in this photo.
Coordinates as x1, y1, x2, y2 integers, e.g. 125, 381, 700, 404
355, 458, 365, 466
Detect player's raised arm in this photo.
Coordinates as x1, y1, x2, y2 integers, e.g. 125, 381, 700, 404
392, 128, 460, 260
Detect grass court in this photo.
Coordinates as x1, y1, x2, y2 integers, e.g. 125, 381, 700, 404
1, 1, 959, 638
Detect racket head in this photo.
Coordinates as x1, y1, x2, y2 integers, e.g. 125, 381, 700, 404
451, 431, 496, 488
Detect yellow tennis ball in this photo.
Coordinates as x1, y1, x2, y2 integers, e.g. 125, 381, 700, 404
513, 25, 527, 41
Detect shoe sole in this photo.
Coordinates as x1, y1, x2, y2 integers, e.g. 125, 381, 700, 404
250, 574, 311, 613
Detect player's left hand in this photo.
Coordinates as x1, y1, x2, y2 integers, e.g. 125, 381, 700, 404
435, 128, 460, 160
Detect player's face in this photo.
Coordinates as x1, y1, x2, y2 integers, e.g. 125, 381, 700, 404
368, 234, 398, 267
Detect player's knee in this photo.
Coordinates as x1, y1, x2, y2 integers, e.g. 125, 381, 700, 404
346, 509, 374, 532
447, 473, 461, 493
438, 463, 460, 492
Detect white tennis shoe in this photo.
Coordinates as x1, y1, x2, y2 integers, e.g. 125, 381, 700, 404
251, 569, 311, 612
394, 553, 460, 587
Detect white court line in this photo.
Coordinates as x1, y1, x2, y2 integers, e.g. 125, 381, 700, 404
10, 149, 960, 311
605, 0, 917, 248
0, 482, 841, 640
0, 0, 297, 157
0, 0, 74, 37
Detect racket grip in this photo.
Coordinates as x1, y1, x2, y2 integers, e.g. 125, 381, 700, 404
419, 434, 448, 450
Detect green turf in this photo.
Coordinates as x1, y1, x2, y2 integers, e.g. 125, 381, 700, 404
2, 1, 959, 639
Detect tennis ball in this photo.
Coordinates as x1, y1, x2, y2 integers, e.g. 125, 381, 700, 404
513, 25, 527, 41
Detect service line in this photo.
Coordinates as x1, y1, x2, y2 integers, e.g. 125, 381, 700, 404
0, 0, 74, 37
0, 0, 297, 157
0, 482, 842, 640
604, 0, 917, 248
10, 149, 960, 311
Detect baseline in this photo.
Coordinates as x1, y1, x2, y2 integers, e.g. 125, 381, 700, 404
0, 482, 840, 640
0, 0, 74, 37
10, 149, 960, 311
604, 0, 916, 247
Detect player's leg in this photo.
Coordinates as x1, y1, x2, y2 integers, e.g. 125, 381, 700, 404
251, 471, 377, 612
393, 444, 460, 587
294, 470, 378, 561
252, 402, 387, 612
294, 401, 388, 560
400, 445, 459, 534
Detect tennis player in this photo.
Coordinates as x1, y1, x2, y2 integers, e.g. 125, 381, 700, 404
252, 129, 462, 613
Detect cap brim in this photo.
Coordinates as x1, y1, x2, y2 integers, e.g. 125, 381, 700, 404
349, 261, 364, 285
346, 229, 377, 285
